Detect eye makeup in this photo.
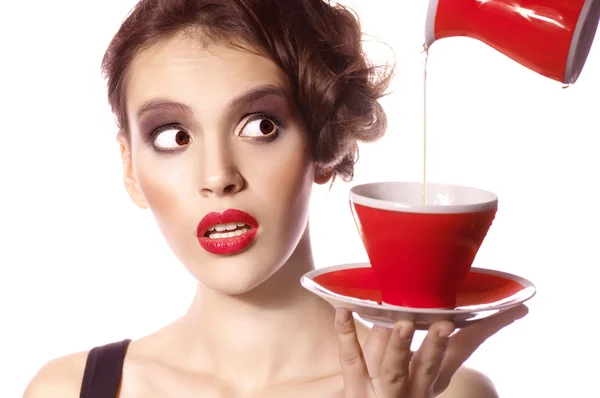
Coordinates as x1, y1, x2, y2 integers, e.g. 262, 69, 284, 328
134, 85, 297, 153
138, 111, 190, 140
236, 112, 286, 143
144, 123, 192, 154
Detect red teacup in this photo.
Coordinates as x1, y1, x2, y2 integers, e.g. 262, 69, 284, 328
425, 0, 600, 84
349, 182, 498, 309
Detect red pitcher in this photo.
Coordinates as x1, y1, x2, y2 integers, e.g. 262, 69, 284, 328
425, 0, 600, 84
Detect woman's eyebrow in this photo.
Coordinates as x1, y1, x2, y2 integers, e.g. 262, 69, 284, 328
134, 83, 288, 122
135, 99, 193, 121
226, 84, 288, 112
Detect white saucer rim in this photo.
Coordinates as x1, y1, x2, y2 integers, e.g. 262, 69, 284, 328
301, 262, 536, 315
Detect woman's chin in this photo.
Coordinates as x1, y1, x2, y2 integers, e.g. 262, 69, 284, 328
190, 264, 281, 297
178, 239, 297, 297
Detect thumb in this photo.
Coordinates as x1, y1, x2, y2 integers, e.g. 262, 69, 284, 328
437, 304, 529, 389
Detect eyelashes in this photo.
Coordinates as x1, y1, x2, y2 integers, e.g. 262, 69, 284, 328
146, 124, 190, 153
237, 112, 284, 142
142, 112, 287, 154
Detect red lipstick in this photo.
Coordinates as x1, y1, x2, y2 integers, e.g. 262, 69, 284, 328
197, 209, 259, 255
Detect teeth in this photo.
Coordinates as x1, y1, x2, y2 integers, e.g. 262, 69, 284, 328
208, 223, 248, 232
208, 227, 250, 239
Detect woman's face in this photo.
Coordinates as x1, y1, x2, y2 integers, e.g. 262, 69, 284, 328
120, 32, 322, 294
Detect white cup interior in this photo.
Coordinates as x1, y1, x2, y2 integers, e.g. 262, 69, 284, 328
350, 182, 498, 214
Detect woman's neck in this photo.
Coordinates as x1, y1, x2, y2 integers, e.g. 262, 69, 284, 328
173, 231, 344, 394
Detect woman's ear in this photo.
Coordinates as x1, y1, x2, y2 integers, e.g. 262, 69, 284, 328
117, 133, 149, 209
314, 166, 335, 185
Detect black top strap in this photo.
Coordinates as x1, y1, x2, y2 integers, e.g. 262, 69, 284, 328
79, 339, 132, 398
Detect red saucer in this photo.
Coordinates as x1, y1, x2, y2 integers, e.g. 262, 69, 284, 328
314, 266, 526, 308
301, 263, 535, 329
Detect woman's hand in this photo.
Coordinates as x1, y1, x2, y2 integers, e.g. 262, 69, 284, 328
335, 305, 528, 397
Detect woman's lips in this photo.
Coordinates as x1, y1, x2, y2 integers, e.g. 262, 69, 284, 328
196, 209, 259, 255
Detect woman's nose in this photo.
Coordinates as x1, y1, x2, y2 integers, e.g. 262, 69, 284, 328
198, 141, 244, 198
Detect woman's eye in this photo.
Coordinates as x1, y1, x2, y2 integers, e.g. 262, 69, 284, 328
153, 127, 191, 150
239, 117, 279, 138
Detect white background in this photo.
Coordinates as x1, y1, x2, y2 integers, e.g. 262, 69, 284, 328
1, 1, 598, 397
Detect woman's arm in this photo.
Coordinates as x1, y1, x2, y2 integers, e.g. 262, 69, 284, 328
23, 352, 87, 398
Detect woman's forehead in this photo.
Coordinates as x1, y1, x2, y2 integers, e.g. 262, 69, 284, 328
125, 33, 289, 117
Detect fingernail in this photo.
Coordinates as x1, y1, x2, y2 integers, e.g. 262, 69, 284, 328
336, 308, 351, 324
438, 325, 453, 339
398, 326, 408, 339
397, 323, 414, 339
515, 305, 529, 319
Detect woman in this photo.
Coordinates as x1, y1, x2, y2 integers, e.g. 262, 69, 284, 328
24, 0, 527, 396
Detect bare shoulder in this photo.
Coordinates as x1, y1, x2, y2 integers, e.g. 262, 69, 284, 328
438, 367, 499, 398
23, 351, 88, 398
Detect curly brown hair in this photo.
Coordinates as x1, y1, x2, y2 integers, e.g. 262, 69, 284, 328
101, 0, 393, 182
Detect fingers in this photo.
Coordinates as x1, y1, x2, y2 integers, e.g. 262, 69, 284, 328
410, 321, 455, 397
335, 308, 372, 397
377, 320, 416, 396
435, 304, 528, 391
362, 325, 393, 377
336, 305, 527, 397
